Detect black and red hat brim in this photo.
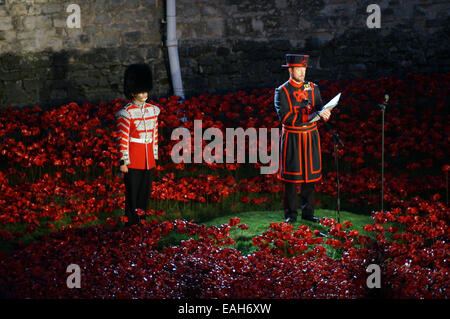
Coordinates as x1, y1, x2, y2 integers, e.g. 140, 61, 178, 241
282, 54, 309, 68
281, 63, 308, 68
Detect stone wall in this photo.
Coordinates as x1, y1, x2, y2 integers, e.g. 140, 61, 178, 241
0, 0, 167, 108
0, 0, 449, 108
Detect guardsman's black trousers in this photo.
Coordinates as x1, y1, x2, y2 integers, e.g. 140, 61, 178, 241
123, 168, 154, 226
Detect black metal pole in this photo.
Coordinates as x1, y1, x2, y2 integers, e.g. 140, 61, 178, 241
317, 112, 343, 223
334, 141, 341, 223
381, 106, 384, 212
379, 95, 389, 212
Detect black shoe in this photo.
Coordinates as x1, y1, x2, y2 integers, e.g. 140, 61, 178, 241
285, 217, 297, 224
302, 216, 319, 223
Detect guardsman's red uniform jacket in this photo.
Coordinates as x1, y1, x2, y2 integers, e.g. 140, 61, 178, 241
274, 78, 327, 183
115, 102, 160, 170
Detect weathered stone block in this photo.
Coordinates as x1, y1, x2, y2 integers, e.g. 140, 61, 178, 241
93, 32, 121, 48
23, 15, 51, 31
216, 46, 230, 56
23, 78, 42, 92
52, 17, 67, 28
3, 81, 28, 106
11, 3, 27, 16
205, 17, 225, 38
123, 31, 142, 44
41, 3, 62, 14
0, 16, 13, 31
123, 0, 142, 10
94, 13, 110, 25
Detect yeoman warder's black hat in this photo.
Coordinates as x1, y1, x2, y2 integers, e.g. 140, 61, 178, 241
123, 63, 153, 100
281, 54, 309, 68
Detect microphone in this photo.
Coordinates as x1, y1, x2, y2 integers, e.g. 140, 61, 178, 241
379, 94, 389, 110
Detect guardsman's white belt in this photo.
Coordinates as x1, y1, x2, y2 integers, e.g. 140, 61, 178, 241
130, 136, 152, 144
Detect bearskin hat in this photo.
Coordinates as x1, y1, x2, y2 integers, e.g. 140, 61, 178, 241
123, 63, 153, 100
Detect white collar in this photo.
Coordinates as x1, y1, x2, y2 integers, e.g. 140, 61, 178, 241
133, 100, 146, 108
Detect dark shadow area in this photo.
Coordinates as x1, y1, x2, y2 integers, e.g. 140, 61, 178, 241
38, 50, 87, 109
0, 46, 168, 110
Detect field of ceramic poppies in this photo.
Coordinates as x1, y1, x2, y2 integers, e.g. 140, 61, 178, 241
0, 72, 448, 298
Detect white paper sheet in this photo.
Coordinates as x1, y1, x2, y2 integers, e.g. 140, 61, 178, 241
307, 93, 341, 123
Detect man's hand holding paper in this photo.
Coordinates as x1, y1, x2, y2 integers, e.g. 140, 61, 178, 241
320, 109, 331, 121
307, 93, 341, 123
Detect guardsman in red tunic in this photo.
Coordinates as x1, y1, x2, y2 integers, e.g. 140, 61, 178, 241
274, 54, 331, 223
115, 63, 160, 226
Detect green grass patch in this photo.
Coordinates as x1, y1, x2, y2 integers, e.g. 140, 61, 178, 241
202, 209, 374, 256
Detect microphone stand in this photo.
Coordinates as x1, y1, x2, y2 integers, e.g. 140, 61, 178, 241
317, 110, 344, 224
378, 95, 389, 213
